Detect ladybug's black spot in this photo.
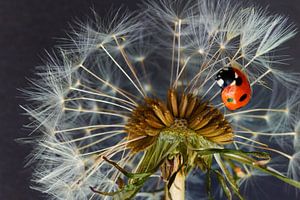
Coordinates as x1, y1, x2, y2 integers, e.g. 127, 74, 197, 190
239, 94, 248, 102
236, 77, 243, 86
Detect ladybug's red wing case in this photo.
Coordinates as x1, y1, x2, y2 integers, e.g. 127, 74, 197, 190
216, 67, 252, 111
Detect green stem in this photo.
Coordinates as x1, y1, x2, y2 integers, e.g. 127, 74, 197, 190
165, 170, 185, 200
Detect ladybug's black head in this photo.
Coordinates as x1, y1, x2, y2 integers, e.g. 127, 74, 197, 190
216, 67, 236, 89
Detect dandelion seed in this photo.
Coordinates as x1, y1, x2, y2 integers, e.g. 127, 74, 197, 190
22, 0, 300, 199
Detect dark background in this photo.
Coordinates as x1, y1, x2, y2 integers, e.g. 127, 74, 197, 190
0, 0, 299, 199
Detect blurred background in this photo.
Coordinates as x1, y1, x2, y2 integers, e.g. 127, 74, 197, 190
0, 0, 299, 199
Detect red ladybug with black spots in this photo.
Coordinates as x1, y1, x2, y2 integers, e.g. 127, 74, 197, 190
216, 66, 252, 110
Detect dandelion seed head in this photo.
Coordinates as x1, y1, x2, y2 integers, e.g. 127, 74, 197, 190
22, 0, 300, 199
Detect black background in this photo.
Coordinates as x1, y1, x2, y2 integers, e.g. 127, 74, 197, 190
0, 0, 299, 199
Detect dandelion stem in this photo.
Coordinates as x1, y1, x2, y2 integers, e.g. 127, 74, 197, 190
165, 170, 185, 200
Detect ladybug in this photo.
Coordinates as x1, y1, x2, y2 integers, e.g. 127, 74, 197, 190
216, 67, 252, 110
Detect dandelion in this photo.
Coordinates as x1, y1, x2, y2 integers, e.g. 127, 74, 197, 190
22, 0, 300, 199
